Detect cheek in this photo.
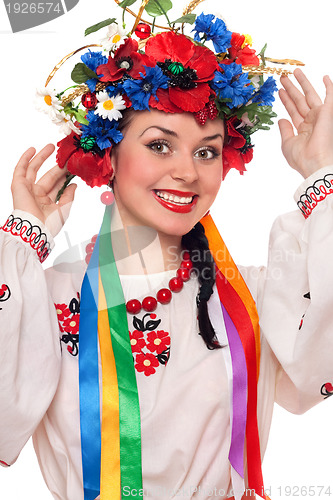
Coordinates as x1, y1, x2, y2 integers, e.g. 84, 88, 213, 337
200, 167, 223, 198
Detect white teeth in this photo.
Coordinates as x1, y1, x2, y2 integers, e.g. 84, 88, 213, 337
155, 191, 194, 205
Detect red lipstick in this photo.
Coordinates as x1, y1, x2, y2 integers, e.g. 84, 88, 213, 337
152, 190, 198, 214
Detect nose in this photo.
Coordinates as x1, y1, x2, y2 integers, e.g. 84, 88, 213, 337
170, 154, 199, 184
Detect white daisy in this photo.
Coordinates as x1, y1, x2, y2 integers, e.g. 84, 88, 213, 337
35, 87, 62, 120
100, 23, 127, 52
55, 111, 82, 136
95, 92, 126, 121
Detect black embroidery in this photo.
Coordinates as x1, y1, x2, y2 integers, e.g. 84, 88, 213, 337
321, 383, 333, 399
0, 284, 11, 310
0, 214, 51, 262
296, 174, 333, 218
298, 291, 311, 330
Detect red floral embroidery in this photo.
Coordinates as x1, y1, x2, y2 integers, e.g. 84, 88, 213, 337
128, 313, 171, 376
55, 303, 71, 323
130, 329, 146, 354
147, 330, 170, 354
62, 314, 80, 334
134, 352, 160, 376
55, 295, 80, 356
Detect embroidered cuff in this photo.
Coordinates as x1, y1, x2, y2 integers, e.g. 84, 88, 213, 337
294, 166, 333, 219
0, 210, 55, 263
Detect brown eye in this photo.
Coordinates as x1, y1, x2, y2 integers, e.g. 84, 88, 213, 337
194, 148, 217, 160
147, 141, 170, 154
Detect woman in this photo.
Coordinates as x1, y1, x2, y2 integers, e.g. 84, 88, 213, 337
1, 1, 333, 499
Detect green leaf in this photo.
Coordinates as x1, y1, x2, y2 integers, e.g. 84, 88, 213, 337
237, 104, 277, 134
72, 109, 89, 125
119, 0, 138, 7
85, 18, 116, 36
71, 63, 98, 84
145, 0, 172, 17
171, 14, 196, 25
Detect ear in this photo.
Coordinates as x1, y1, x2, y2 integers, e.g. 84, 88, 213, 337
110, 146, 118, 177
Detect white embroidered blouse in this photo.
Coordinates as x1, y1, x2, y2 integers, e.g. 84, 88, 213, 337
1, 167, 333, 500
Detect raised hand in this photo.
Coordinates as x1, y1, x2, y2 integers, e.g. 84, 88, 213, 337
279, 69, 333, 178
11, 144, 77, 236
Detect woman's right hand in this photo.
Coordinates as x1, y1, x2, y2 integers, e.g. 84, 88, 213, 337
11, 144, 77, 236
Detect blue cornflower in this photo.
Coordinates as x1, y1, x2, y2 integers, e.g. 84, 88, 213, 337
192, 13, 232, 53
211, 63, 253, 108
81, 50, 108, 92
121, 66, 169, 110
81, 111, 123, 150
81, 50, 108, 72
252, 76, 278, 106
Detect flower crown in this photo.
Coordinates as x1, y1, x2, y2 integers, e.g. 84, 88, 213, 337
36, 0, 303, 190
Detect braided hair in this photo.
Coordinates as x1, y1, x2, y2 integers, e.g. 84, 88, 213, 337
182, 222, 222, 350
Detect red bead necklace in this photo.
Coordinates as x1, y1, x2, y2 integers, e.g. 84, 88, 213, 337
125, 251, 193, 315
85, 237, 193, 315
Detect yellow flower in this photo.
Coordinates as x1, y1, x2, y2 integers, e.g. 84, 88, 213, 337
242, 34, 253, 48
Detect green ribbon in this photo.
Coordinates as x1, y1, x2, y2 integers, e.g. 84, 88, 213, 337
99, 204, 143, 496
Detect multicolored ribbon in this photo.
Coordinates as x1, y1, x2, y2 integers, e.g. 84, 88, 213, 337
79, 204, 142, 500
201, 213, 266, 499
78, 205, 267, 500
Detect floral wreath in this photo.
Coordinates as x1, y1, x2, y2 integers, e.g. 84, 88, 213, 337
36, 0, 303, 190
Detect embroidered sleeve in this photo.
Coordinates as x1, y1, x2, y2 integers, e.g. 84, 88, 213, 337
0, 215, 60, 465
294, 167, 333, 218
0, 210, 54, 263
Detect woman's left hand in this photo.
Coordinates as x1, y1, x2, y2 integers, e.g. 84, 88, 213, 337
279, 68, 333, 178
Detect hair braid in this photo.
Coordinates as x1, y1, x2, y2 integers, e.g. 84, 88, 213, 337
182, 222, 222, 350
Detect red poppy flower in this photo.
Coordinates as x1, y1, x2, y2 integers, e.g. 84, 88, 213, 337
222, 116, 254, 178
129, 329, 146, 354
55, 303, 71, 321
222, 145, 253, 179
228, 33, 260, 66
56, 132, 113, 188
62, 314, 80, 334
134, 352, 159, 376
145, 31, 218, 113
96, 38, 153, 82
146, 330, 170, 354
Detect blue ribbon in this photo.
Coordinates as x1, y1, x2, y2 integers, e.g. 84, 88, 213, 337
79, 235, 101, 500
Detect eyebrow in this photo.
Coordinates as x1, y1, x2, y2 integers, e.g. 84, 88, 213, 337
140, 126, 178, 137
140, 126, 223, 142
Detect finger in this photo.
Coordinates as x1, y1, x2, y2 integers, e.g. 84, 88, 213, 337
279, 88, 304, 130
324, 75, 333, 105
280, 75, 310, 118
58, 183, 77, 207
25, 144, 56, 183
278, 118, 295, 145
12, 147, 37, 180
37, 164, 68, 196
293, 68, 323, 108
57, 184, 77, 224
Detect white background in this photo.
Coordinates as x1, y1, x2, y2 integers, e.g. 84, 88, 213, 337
1, 0, 333, 498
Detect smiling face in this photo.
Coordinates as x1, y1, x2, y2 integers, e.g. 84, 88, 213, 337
111, 108, 224, 238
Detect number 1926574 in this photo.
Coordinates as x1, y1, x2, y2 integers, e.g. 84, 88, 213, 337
5, 3, 62, 14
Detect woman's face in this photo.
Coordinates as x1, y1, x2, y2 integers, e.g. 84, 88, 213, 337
111, 108, 224, 237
